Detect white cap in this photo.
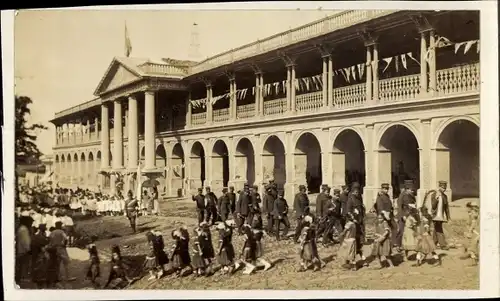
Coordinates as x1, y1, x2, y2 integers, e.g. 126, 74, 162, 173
216, 223, 226, 230
20, 211, 30, 217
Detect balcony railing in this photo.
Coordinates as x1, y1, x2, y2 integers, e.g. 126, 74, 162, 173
60, 63, 479, 148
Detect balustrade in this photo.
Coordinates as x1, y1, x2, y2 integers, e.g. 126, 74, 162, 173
436, 63, 480, 96
192, 112, 207, 125
236, 103, 256, 119
213, 108, 230, 123
296, 91, 323, 113
263, 98, 287, 116
332, 83, 367, 108
379, 74, 421, 103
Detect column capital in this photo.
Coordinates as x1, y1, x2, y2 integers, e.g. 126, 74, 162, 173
409, 13, 434, 33
313, 42, 334, 58
223, 68, 236, 81
277, 50, 298, 67
249, 63, 263, 75
198, 76, 212, 87
357, 28, 378, 47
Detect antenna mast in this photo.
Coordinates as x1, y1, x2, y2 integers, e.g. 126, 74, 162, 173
189, 22, 202, 61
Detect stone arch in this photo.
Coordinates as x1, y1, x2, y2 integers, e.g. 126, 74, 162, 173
332, 129, 366, 189
295, 132, 322, 193
262, 135, 286, 189
211, 139, 230, 191
234, 137, 256, 188
190, 141, 206, 189
156, 144, 167, 168
95, 151, 102, 185
435, 118, 479, 199
433, 115, 480, 149
55, 154, 59, 162
170, 143, 185, 197
378, 123, 421, 198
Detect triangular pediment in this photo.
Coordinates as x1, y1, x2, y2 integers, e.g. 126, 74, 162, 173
94, 59, 142, 96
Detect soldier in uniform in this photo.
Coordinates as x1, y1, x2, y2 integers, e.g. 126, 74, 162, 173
268, 178, 278, 193
235, 185, 251, 234
272, 189, 290, 241
204, 187, 218, 226
395, 180, 417, 251
339, 185, 350, 230
293, 185, 310, 243
217, 188, 231, 222
430, 181, 451, 250
125, 190, 139, 233
315, 184, 330, 219
249, 185, 262, 225
346, 183, 368, 264
228, 186, 237, 216
262, 185, 276, 234
372, 183, 397, 247
192, 188, 205, 224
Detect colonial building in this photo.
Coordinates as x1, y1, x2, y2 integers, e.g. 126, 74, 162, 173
50, 10, 480, 207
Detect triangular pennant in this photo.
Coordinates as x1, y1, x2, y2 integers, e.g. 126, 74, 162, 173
273, 82, 279, 94
294, 78, 300, 91
406, 52, 420, 66
477, 40, 480, 53
400, 54, 407, 69
252, 86, 255, 95
305, 77, 311, 91
351, 66, 357, 81
382, 57, 393, 73
339, 69, 348, 82
242, 88, 248, 99
395, 55, 399, 73
282, 80, 286, 93
343, 68, 351, 83
464, 40, 475, 54
455, 42, 464, 54
357, 63, 365, 79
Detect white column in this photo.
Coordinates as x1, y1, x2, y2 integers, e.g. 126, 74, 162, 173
428, 31, 437, 96
113, 99, 123, 169
372, 43, 379, 102
290, 65, 296, 113
366, 46, 373, 103
94, 118, 99, 141
101, 103, 110, 169
420, 31, 428, 95
144, 90, 156, 170
286, 67, 291, 111
128, 95, 139, 169
417, 119, 432, 207
327, 56, 333, 107
254, 74, 260, 117
322, 57, 328, 107
206, 85, 213, 124
232, 79, 237, 120
259, 74, 264, 116
186, 92, 192, 128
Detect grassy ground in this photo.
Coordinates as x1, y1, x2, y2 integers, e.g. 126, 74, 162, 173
26, 198, 479, 290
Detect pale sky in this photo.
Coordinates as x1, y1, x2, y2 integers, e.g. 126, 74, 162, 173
14, 8, 339, 155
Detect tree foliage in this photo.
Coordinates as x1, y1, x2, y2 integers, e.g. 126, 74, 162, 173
15, 96, 48, 165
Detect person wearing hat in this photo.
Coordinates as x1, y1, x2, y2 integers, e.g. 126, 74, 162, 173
268, 178, 278, 193
460, 201, 479, 265
374, 183, 393, 217
15, 211, 33, 284
217, 188, 231, 222
192, 188, 206, 224
395, 180, 417, 250
235, 185, 251, 235
48, 219, 76, 282
204, 187, 219, 226
339, 185, 350, 230
125, 190, 139, 233
346, 183, 368, 265
315, 184, 331, 219
262, 185, 276, 234
249, 185, 262, 225
272, 189, 290, 241
227, 186, 237, 216
430, 181, 451, 250
293, 185, 311, 243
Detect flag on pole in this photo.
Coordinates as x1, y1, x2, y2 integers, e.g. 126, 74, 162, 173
125, 22, 132, 57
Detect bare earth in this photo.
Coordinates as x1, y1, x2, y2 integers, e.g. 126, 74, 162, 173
50, 198, 479, 290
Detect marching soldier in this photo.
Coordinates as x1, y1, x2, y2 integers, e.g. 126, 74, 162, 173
315, 184, 330, 219
293, 185, 310, 243
430, 181, 451, 250
204, 187, 218, 226
217, 188, 231, 222
228, 186, 237, 216
262, 185, 276, 234
192, 188, 205, 224
339, 185, 350, 230
125, 190, 139, 233
373, 183, 397, 246
272, 189, 290, 241
395, 180, 417, 251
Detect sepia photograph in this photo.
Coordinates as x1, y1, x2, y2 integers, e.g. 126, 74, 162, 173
2, 2, 499, 299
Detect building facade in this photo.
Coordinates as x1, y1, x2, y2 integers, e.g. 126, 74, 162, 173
50, 10, 480, 207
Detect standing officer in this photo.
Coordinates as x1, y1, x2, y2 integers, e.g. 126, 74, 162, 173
192, 188, 206, 224
217, 187, 231, 222
395, 180, 417, 251
272, 189, 290, 241
204, 187, 218, 226
339, 184, 350, 230
430, 181, 451, 250
293, 185, 310, 243
262, 185, 276, 234
249, 185, 262, 225
235, 184, 251, 234
228, 186, 237, 216
315, 184, 330, 219
125, 190, 139, 233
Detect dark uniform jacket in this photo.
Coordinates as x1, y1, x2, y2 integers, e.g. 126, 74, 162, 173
430, 191, 450, 220
192, 194, 205, 210
375, 192, 393, 215
250, 192, 262, 213
272, 197, 289, 218
236, 192, 251, 216
293, 192, 310, 219
217, 194, 231, 216
227, 192, 236, 213
396, 191, 416, 218
346, 193, 365, 223
315, 192, 330, 218
262, 193, 275, 214
340, 192, 349, 217
205, 192, 218, 208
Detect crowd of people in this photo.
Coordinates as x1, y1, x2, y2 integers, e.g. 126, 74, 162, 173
15, 178, 480, 289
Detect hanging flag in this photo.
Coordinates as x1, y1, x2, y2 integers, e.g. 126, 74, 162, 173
252, 86, 255, 95
351, 66, 357, 81
395, 55, 399, 73
242, 88, 248, 99
464, 40, 475, 54
400, 54, 407, 69
294, 78, 300, 91
477, 40, 480, 53
357, 63, 365, 79
125, 22, 132, 57
406, 52, 420, 65
454, 42, 464, 54
316, 75, 323, 89
305, 77, 311, 91
435, 35, 453, 48
382, 57, 393, 73
339, 69, 348, 82
342, 68, 351, 83
273, 82, 279, 94
267, 83, 271, 95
